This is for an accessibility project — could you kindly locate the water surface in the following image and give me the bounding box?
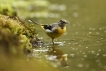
[37,0,106,71]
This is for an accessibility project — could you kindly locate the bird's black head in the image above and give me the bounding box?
[59,19,68,24]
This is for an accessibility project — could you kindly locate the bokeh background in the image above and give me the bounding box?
[0,0,106,71]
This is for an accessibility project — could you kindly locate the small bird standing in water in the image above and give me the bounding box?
[29,19,68,45]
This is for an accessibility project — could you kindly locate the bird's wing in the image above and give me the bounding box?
[40,23,58,33]
[41,24,52,30]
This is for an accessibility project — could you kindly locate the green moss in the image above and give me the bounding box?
[0,14,36,57]
[22,23,37,38]
[0,3,17,17]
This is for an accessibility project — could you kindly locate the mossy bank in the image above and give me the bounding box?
[0,14,37,57]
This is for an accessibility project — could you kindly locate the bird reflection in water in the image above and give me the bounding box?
[46,46,68,67]
[29,41,68,67]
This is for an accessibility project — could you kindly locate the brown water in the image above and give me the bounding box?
[1,0,106,71]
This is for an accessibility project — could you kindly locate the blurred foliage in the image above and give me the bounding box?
[0,14,37,57]
[0,4,17,17]
[0,0,50,20]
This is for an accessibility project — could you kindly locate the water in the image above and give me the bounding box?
[36,0,106,71]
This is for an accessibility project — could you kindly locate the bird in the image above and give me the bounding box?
[29,19,68,45]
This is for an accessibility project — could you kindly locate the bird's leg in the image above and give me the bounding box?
[52,38,54,45]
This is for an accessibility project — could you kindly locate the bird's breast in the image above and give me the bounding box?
[46,27,66,39]
[57,27,66,34]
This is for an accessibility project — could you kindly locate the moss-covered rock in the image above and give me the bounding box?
[0,14,36,57]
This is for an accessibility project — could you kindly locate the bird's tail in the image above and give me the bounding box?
[28,19,45,30]
[28,20,40,25]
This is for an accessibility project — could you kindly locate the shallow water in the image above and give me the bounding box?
[35,0,106,71]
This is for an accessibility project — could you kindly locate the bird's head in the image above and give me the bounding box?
[58,19,68,28]
[59,19,68,24]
